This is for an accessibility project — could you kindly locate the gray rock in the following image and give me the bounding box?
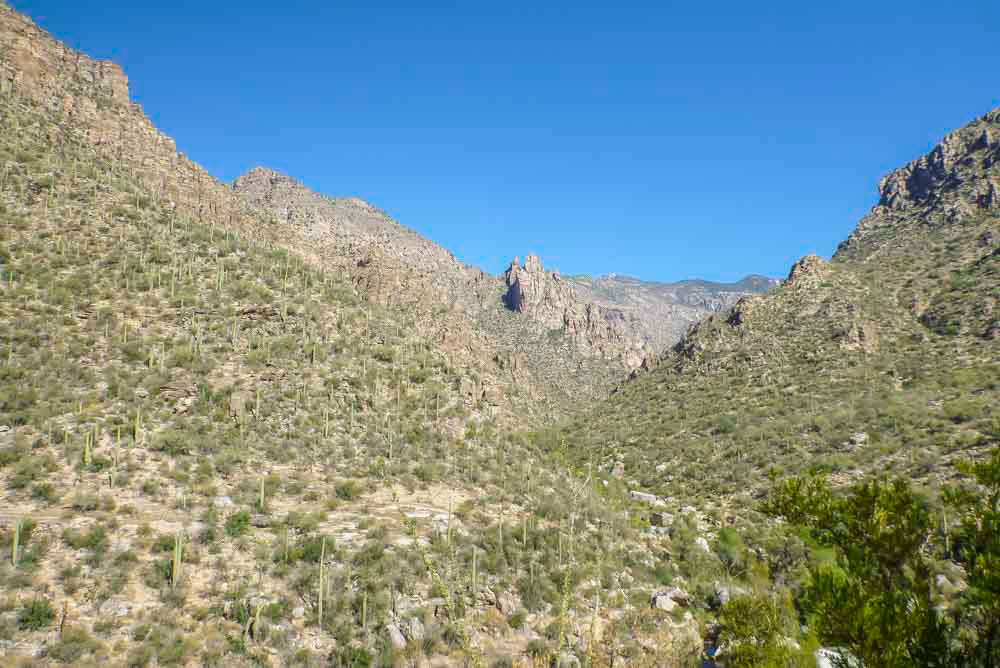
[715,584,749,607]
[651,592,677,612]
[214,496,234,509]
[695,536,711,553]
[815,648,858,668]
[650,512,673,527]
[629,490,658,505]
[99,596,132,617]
[496,591,519,617]
[404,616,425,642]
[386,622,407,651]
[556,652,581,668]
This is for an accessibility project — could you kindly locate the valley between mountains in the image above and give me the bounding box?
[0,4,998,667]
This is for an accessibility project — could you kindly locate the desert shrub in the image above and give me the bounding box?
[17,596,54,630]
[225,510,250,537]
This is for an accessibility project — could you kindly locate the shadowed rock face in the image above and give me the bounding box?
[561,271,779,351]
[838,109,1000,260]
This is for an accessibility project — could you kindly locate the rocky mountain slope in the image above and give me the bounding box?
[232,167,654,423]
[554,106,1000,516]
[0,6,706,667]
[233,167,775,382]
[563,273,779,351]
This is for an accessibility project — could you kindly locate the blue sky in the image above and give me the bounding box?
[12,1,1000,282]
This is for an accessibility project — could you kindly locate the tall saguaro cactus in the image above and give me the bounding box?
[318,537,326,627]
[11,519,22,565]
[172,531,184,588]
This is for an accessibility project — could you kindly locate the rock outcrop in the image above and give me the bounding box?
[0,6,255,240]
[839,109,1000,259]
[562,272,778,351]
[503,255,651,367]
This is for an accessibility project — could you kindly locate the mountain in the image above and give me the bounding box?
[231,166,649,418]
[556,106,999,509]
[564,272,780,351]
[4,2,995,665]
[0,7,706,666]
[232,167,774,381]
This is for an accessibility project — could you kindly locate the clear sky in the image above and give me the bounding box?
[11,1,1000,282]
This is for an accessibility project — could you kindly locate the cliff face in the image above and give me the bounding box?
[0,6,250,236]
[502,255,650,367]
[838,109,1000,260]
[234,167,658,375]
[564,273,779,351]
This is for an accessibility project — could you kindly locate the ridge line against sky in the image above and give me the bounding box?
[11,0,1000,282]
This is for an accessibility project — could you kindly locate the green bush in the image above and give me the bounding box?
[17,596,55,630]
[225,510,250,537]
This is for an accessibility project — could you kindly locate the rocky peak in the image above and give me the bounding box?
[877,109,1000,213]
[503,255,576,329]
[838,106,1000,259]
[786,254,828,286]
[503,255,651,368]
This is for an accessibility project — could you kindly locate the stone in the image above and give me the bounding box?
[815,648,858,668]
[404,616,425,642]
[292,606,305,619]
[496,591,519,617]
[629,490,658,505]
[715,584,748,607]
[556,652,581,668]
[611,461,625,478]
[650,512,673,527]
[386,622,407,651]
[502,255,651,370]
[786,255,829,286]
[695,536,711,553]
[651,592,677,612]
[99,596,132,617]
[665,587,690,606]
[214,496,235,509]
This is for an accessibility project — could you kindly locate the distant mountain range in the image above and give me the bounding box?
[565,272,780,351]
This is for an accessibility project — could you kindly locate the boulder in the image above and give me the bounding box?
[650,512,674,527]
[715,584,749,607]
[556,652,581,668]
[496,591,519,617]
[815,648,858,668]
[404,616,425,642]
[651,592,677,612]
[386,622,407,651]
[629,490,658,505]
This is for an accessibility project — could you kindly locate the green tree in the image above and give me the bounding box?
[766,475,954,668]
[716,591,813,668]
[944,447,1000,667]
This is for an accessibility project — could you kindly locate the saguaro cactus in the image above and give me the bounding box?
[318,537,326,627]
[11,519,21,565]
[172,532,184,588]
